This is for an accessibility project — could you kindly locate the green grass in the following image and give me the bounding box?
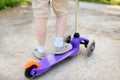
[0,0,31,10]
[0,0,120,10]
[79,0,120,5]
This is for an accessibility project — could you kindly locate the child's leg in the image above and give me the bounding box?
[35,18,48,52]
[52,0,70,47]
[54,15,72,54]
[52,0,72,54]
[31,0,50,47]
[35,18,48,46]
[54,15,66,47]
[56,15,67,38]
[31,0,50,59]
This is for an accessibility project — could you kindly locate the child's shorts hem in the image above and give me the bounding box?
[31,0,70,18]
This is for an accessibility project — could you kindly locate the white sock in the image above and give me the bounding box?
[37,45,46,53]
[54,36,64,47]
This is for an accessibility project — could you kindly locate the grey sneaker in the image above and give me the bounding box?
[33,49,46,59]
[54,43,72,54]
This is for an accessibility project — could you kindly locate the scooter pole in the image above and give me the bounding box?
[75,0,79,33]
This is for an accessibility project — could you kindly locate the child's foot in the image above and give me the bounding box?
[54,43,72,54]
[33,49,46,59]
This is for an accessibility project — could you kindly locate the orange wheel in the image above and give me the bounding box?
[24,60,40,69]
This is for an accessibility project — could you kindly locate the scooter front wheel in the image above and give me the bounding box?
[86,40,95,57]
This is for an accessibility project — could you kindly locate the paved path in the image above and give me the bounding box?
[0,1,120,80]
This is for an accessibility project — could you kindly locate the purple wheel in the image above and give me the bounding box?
[86,40,95,57]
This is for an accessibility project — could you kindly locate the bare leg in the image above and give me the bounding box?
[54,15,67,48]
[33,18,48,59]
[35,18,48,46]
[54,15,72,54]
[56,15,67,37]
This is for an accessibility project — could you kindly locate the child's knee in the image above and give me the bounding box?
[35,17,49,22]
[55,0,61,1]
[31,0,50,18]
[52,0,70,16]
[56,14,67,18]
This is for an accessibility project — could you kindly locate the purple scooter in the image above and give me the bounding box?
[24,0,95,78]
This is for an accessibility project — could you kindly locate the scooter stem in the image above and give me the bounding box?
[75,0,79,33]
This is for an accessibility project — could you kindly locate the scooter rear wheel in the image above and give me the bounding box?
[25,65,37,78]
[24,60,40,78]
[86,40,95,57]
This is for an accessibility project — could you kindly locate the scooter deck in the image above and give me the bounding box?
[31,47,79,76]
[39,48,79,69]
